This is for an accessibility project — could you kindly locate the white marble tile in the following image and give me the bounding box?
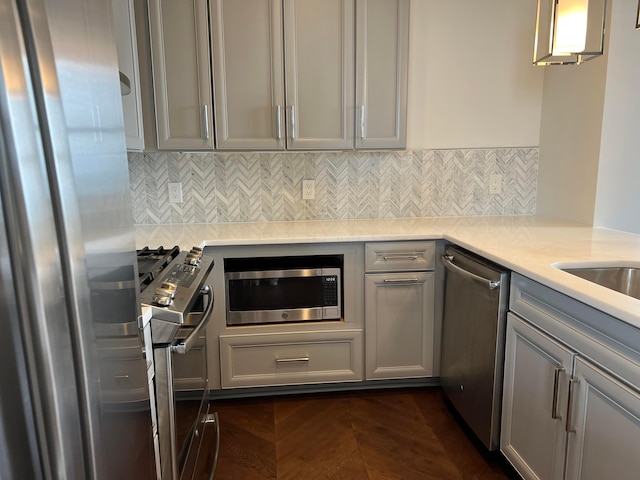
[128,148,539,224]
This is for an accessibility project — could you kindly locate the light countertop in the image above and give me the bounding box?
[135,216,640,330]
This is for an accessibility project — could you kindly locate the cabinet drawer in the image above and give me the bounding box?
[219,330,363,388]
[99,357,149,403]
[173,343,207,392]
[365,241,435,272]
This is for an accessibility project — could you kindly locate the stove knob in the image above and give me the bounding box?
[153,288,174,306]
[160,281,177,298]
[188,249,203,260]
[185,253,200,266]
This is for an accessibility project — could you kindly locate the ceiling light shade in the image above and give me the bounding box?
[534,0,607,65]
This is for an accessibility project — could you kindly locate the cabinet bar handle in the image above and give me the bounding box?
[202,104,210,140]
[359,105,366,139]
[565,377,579,433]
[276,356,309,364]
[383,278,419,284]
[275,105,282,140]
[113,375,131,380]
[383,254,419,261]
[288,105,296,140]
[551,367,564,420]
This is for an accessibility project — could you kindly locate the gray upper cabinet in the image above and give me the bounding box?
[355,0,409,149]
[210,0,285,150]
[211,0,355,151]
[147,0,407,151]
[148,0,214,150]
[111,0,145,151]
[283,0,355,150]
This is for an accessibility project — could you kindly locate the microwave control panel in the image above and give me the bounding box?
[322,275,339,306]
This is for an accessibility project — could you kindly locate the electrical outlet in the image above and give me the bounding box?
[302,179,315,200]
[489,174,502,195]
[168,182,183,203]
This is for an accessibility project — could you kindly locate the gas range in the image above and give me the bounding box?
[137,246,218,480]
[139,247,214,342]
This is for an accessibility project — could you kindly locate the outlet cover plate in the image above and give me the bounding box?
[302,179,315,200]
[168,182,183,203]
[489,174,502,195]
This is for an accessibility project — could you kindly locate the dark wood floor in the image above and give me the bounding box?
[195,387,520,480]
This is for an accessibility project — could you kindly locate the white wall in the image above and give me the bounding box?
[535,0,640,232]
[407,0,545,149]
[593,0,640,233]
[535,55,608,225]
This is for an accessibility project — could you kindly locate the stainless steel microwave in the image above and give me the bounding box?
[225,267,342,325]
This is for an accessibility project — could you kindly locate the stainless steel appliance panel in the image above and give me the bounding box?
[0,0,153,477]
[440,245,510,451]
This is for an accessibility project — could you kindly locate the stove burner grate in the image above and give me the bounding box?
[137,245,180,292]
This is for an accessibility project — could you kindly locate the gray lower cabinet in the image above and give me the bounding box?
[364,241,436,380]
[501,313,573,480]
[147,0,214,150]
[172,332,207,392]
[502,274,640,480]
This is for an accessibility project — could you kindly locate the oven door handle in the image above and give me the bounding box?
[172,284,214,354]
[204,411,220,480]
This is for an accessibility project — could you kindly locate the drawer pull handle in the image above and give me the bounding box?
[114,375,130,380]
[551,367,564,420]
[383,254,419,261]
[276,356,310,364]
[383,278,419,284]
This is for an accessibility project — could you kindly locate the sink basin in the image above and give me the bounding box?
[560,266,640,301]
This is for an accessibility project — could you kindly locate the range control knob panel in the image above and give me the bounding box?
[141,247,214,316]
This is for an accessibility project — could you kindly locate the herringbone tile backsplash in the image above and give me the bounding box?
[128,149,538,225]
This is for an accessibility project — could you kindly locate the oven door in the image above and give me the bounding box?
[174,306,219,480]
[154,285,219,480]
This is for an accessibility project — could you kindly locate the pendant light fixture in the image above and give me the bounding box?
[533,0,607,65]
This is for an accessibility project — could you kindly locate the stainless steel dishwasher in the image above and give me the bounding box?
[440,245,510,451]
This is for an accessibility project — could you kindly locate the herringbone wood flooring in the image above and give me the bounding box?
[191,387,519,480]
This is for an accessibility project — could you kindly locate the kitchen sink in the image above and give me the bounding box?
[559,265,640,301]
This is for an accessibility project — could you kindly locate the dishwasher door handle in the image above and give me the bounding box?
[442,255,501,290]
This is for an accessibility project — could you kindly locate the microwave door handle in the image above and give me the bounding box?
[172,285,214,354]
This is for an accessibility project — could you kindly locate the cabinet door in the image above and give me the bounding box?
[111,0,144,151]
[501,313,573,480]
[355,0,408,149]
[565,357,640,480]
[283,0,355,150]
[364,272,434,380]
[210,0,285,150]
[148,0,214,150]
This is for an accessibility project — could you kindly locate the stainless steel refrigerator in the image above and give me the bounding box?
[0,0,154,478]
